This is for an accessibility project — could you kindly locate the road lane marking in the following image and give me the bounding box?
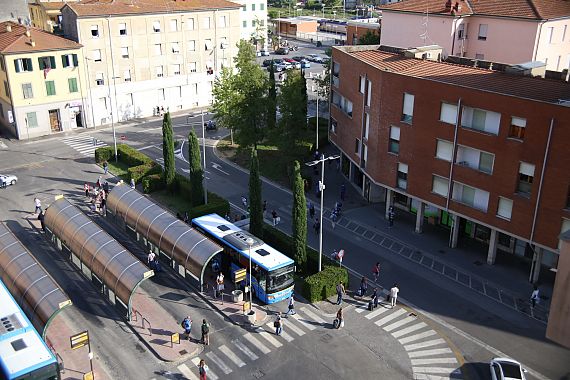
[408,348,453,358]
[205,351,232,374]
[374,308,407,326]
[398,330,437,344]
[300,307,327,324]
[392,322,428,338]
[291,313,316,330]
[411,357,457,366]
[243,333,271,354]
[412,367,462,376]
[219,344,246,367]
[383,315,416,332]
[177,363,198,380]
[404,338,447,352]
[255,328,283,348]
[190,357,218,380]
[264,323,294,342]
[232,339,259,360]
[364,306,391,319]
[283,318,305,336]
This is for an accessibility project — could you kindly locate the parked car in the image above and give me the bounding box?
[204,120,217,131]
[258,49,270,56]
[292,56,306,62]
[283,58,301,69]
[299,59,311,68]
[263,58,283,67]
[307,54,324,63]
[0,174,17,188]
[321,57,331,65]
[275,47,290,55]
[490,358,527,380]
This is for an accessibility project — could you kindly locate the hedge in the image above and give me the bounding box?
[95,146,114,163]
[117,144,153,167]
[186,192,230,220]
[302,265,349,303]
[128,163,162,183]
[174,173,192,198]
[142,174,163,194]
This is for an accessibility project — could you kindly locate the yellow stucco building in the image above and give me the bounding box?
[0,21,90,139]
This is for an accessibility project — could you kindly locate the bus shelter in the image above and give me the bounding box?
[0,222,72,338]
[44,196,153,319]
[106,183,222,292]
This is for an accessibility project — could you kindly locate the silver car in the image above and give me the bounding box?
[0,174,18,188]
[490,358,527,380]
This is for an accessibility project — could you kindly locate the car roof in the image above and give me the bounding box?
[492,358,522,365]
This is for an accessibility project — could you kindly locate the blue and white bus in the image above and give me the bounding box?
[0,279,60,380]
[192,214,295,304]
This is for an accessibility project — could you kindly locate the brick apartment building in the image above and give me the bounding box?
[329,45,570,285]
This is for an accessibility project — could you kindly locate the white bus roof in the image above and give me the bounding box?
[193,214,294,271]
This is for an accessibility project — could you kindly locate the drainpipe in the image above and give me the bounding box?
[532,21,545,62]
[445,98,462,210]
[450,18,457,56]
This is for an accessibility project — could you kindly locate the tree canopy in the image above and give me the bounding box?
[161,112,175,190]
[358,30,380,45]
[278,70,307,151]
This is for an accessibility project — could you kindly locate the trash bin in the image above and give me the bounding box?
[232,290,243,303]
[247,310,256,325]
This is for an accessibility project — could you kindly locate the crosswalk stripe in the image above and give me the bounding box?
[411,358,457,366]
[383,315,416,332]
[190,358,218,380]
[412,367,460,375]
[243,333,271,354]
[256,328,283,348]
[61,136,108,157]
[300,308,327,324]
[232,339,259,361]
[404,338,446,352]
[264,323,294,342]
[413,374,449,380]
[365,306,391,319]
[177,363,199,380]
[392,322,428,338]
[374,308,407,326]
[398,330,437,344]
[408,348,453,358]
[355,304,368,313]
[205,352,232,375]
[291,313,316,330]
[282,318,305,336]
[219,345,246,367]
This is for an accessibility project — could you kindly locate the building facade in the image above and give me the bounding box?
[234,0,267,48]
[0,21,90,139]
[380,0,570,71]
[329,45,570,283]
[345,19,380,45]
[61,0,241,127]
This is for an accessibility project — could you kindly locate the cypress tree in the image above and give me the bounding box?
[188,129,204,206]
[162,112,175,190]
[292,161,307,272]
[249,148,263,238]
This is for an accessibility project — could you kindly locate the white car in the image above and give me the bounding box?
[490,358,527,380]
[307,54,324,63]
[0,174,18,188]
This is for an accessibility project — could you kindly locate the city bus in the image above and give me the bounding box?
[192,213,295,304]
[0,279,60,380]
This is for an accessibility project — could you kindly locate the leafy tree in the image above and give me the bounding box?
[323,0,341,8]
[248,148,263,238]
[278,70,307,151]
[301,71,308,124]
[315,61,331,100]
[267,64,277,131]
[162,112,175,190]
[291,161,307,272]
[358,30,380,45]
[188,129,204,206]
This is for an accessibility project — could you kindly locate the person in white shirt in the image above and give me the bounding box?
[216,272,225,298]
[390,284,399,308]
[530,285,540,308]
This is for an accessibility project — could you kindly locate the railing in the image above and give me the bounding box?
[132,308,152,336]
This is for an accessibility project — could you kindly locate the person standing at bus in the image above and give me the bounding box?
[201,319,210,345]
[216,272,224,298]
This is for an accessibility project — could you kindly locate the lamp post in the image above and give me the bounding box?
[246,237,254,311]
[200,110,208,204]
[305,154,340,272]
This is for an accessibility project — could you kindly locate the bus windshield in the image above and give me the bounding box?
[267,264,294,293]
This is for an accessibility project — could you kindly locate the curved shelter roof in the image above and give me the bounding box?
[106,184,222,285]
[44,197,153,311]
[0,222,72,337]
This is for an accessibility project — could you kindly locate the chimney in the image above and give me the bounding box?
[25,30,31,37]
[30,40,35,47]
[454,2,461,11]
[6,24,11,32]
[444,0,452,11]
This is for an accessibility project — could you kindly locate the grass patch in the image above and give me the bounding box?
[106,161,130,180]
[150,190,193,215]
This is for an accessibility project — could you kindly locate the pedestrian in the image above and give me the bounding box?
[314,150,319,160]
[530,285,540,308]
[37,211,46,232]
[309,202,315,219]
[390,283,399,308]
[331,209,338,229]
[103,181,109,193]
[198,359,208,380]
[274,313,282,335]
[241,196,247,209]
[84,183,90,197]
[340,184,346,201]
[100,189,107,215]
[371,288,379,308]
[335,307,344,329]
[160,106,165,116]
[181,316,192,340]
[130,178,136,189]
[183,211,189,224]
[34,198,42,214]
[272,210,278,226]
[0,176,5,189]
[372,262,381,282]
[216,272,225,298]
[96,176,102,189]
[388,206,395,228]
[286,294,296,315]
[336,281,345,305]
[359,276,368,297]
[147,250,156,270]
[313,217,320,235]
[103,161,108,175]
[201,319,210,345]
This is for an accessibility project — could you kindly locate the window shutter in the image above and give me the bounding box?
[50,56,56,69]
[26,58,33,71]
[390,126,400,140]
[62,55,68,67]
[497,198,513,219]
[403,93,414,116]
[440,103,458,124]
[519,162,535,176]
[398,163,408,173]
[14,59,20,73]
[511,117,526,128]
[38,57,45,70]
[436,140,453,161]
[432,176,449,197]
[72,54,78,67]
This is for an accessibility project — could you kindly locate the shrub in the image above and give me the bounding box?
[128,163,162,183]
[117,144,153,167]
[95,146,114,163]
[142,174,164,194]
[188,192,230,219]
[303,265,349,303]
[174,173,192,199]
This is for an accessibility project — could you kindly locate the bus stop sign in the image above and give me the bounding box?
[337,250,345,259]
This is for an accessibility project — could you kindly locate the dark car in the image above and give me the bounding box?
[204,120,217,130]
[292,56,306,62]
[275,47,290,55]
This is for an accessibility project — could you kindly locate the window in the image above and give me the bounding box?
[170,19,178,31]
[156,66,164,78]
[62,54,78,67]
[561,219,570,248]
[389,126,400,154]
[330,118,337,133]
[432,176,449,197]
[119,23,127,35]
[124,69,131,82]
[14,58,33,72]
[355,138,361,155]
[121,47,129,58]
[158,88,165,101]
[38,56,56,70]
[517,162,535,196]
[45,81,56,96]
[401,93,414,123]
[68,77,78,92]
[359,76,365,93]
[546,27,554,44]
[397,163,408,190]
[333,62,340,77]
[93,49,102,62]
[252,4,256,10]
[205,39,213,51]
[252,20,257,27]
[177,86,182,97]
[508,116,526,140]
[440,102,458,124]
[452,182,490,212]
[0,57,4,71]
[171,42,180,53]
[366,80,372,106]
[95,72,104,85]
[461,106,500,135]
[192,83,198,94]
[243,20,247,28]
[220,37,228,49]
[26,112,38,128]
[475,53,485,60]
[153,21,161,32]
[203,17,211,29]
[189,62,197,72]
[344,98,353,117]
[127,93,134,106]
[22,83,33,99]
[563,25,567,42]
[154,44,162,56]
[242,5,246,11]
[478,24,488,40]
[3,81,9,97]
[260,3,265,10]
[188,40,196,51]
[220,58,228,68]
[497,197,513,220]
[436,140,453,161]
[187,18,195,30]
[219,16,227,27]
[172,64,181,75]
[364,113,370,139]
[457,23,466,39]
[456,145,494,174]
[91,25,99,37]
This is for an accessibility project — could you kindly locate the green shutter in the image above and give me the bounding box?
[14,59,20,72]
[72,54,78,67]
[50,56,56,69]
[68,78,78,93]
[62,55,68,67]
[45,81,55,96]
[26,58,32,71]
[38,57,45,70]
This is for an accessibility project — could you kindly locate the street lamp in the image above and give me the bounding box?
[305,154,340,272]
[200,110,208,204]
[245,237,254,312]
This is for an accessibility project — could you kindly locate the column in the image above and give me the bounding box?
[385,189,393,219]
[487,229,498,265]
[529,247,543,284]
[415,202,425,234]
[449,214,460,248]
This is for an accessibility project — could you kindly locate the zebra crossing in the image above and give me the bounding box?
[61,135,107,157]
[355,303,462,379]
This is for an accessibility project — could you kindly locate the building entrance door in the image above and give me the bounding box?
[49,109,61,132]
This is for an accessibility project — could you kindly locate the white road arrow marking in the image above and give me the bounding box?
[211,162,229,175]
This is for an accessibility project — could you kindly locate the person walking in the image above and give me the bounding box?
[181,316,192,340]
[100,189,107,215]
[37,211,46,232]
[272,210,279,226]
[371,287,379,308]
[103,161,108,175]
[241,196,247,209]
[359,277,368,297]
[388,206,395,228]
[147,250,156,271]
[336,282,345,305]
[340,184,346,201]
[130,178,136,189]
[390,283,399,308]
[286,294,296,315]
[84,183,90,197]
[198,359,208,380]
[201,319,210,345]
[372,262,381,282]
[309,202,315,219]
[34,198,42,214]
[335,307,344,329]
[274,313,283,335]
[263,200,267,218]
[313,217,320,235]
[530,285,540,308]
[216,272,225,298]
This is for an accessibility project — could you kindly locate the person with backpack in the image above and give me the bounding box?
[358,277,368,297]
[286,294,296,315]
[274,313,283,335]
[181,316,192,340]
[201,319,210,345]
[198,359,208,380]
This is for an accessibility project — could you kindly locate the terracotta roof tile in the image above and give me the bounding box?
[348,49,570,104]
[42,2,68,11]
[66,0,241,17]
[0,21,82,53]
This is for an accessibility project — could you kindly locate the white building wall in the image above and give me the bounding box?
[235,0,268,46]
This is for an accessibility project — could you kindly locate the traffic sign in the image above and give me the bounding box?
[337,249,345,259]
[234,268,247,283]
[70,331,89,350]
